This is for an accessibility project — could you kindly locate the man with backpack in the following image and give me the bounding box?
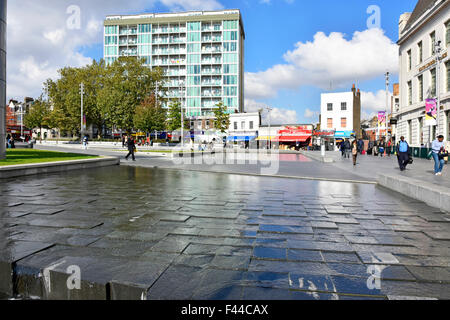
[396,136,410,171]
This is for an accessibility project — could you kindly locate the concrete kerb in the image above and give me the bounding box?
[136,165,377,185]
[0,156,120,179]
[299,150,335,163]
[378,173,450,213]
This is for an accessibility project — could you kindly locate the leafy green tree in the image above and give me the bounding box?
[23,95,51,139]
[166,100,182,132]
[214,101,230,133]
[134,95,167,134]
[97,57,165,132]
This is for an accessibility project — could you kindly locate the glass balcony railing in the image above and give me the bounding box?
[202,81,222,86]
[202,91,222,97]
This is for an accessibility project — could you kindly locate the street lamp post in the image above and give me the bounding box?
[265,107,273,149]
[435,40,442,138]
[385,72,390,146]
[80,82,84,142]
[0,0,7,160]
[179,84,186,149]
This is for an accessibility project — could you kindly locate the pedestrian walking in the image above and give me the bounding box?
[340,142,345,158]
[396,136,410,171]
[431,135,447,176]
[357,138,364,155]
[83,135,89,150]
[344,139,351,159]
[378,138,385,157]
[386,139,393,157]
[10,137,15,149]
[373,141,379,156]
[125,136,136,161]
[352,140,358,166]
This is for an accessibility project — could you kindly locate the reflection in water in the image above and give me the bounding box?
[0,166,425,300]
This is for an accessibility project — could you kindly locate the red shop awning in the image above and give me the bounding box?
[272,136,311,142]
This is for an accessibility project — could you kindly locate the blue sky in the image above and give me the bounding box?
[9,0,419,124]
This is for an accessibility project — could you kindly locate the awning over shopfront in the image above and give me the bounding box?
[334,131,355,138]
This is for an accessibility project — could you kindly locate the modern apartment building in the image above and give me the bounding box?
[397,0,450,147]
[103,9,245,118]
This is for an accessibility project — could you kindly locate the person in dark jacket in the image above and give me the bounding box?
[357,139,364,154]
[344,139,351,158]
[396,136,410,171]
[125,136,136,161]
[378,138,386,157]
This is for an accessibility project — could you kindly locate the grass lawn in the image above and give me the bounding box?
[0,149,99,166]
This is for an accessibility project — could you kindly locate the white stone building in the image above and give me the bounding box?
[397,0,450,147]
[320,85,362,150]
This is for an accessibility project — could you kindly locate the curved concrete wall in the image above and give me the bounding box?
[0,0,6,160]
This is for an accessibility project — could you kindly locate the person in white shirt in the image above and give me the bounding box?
[431,135,446,175]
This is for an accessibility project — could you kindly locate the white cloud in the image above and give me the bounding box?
[245,98,299,125]
[245,28,398,100]
[6,0,224,100]
[304,108,319,120]
[361,90,392,120]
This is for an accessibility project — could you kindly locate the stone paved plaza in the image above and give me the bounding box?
[1,166,450,300]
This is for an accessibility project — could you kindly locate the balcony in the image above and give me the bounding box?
[201,81,222,86]
[120,49,137,56]
[169,38,186,44]
[202,47,221,54]
[202,91,222,97]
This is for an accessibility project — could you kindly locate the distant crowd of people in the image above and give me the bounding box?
[338,136,447,176]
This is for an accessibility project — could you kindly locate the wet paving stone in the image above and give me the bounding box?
[1,166,450,299]
[321,252,361,264]
[289,274,335,293]
[253,247,287,260]
[287,249,323,262]
[244,271,290,289]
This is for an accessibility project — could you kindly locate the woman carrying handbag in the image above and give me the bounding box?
[431,135,447,176]
[351,140,358,166]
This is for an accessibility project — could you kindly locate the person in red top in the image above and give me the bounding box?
[386,138,393,157]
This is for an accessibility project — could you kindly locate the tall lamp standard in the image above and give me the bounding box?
[435,40,442,138]
[179,84,186,149]
[80,82,84,142]
[385,72,390,142]
[0,0,6,160]
[265,107,273,149]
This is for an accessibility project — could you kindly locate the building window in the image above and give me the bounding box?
[418,41,423,64]
[446,21,450,47]
[447,61,450,92]
[341,118,347,128]
[249,121,254,130]
[241,121,245,130]
[341,102,347,111]
[234,122,238,130]
[327,103,333,111]
[408,81,412,105]
[327,118,333,129]
[418,75,423,102]
[430,31,436,55]
[431,68,436,97]
[407,50,412,71]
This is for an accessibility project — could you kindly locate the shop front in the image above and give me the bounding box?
[257,125,313,150]
[312,130,336,151]
[333,130,356,151]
